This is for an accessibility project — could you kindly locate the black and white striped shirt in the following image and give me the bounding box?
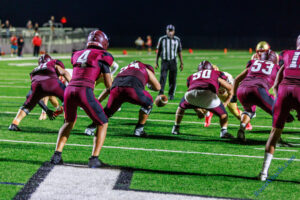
[156,35,182,61]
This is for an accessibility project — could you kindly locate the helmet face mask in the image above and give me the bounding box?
[86,30,109,50]
[198,60,213,71]
[38,54,52,65]
[297,35,300,50]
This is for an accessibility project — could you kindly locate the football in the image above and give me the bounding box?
[154,95,168,107]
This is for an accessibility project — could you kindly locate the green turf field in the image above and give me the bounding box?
[0,50,299,200]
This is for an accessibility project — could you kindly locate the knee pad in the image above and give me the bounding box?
[140,104,153,115]
[242,111,255,119]
[20,106,30,115]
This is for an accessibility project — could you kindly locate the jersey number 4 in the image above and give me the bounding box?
[77,50,91,67]
[251,60,274,75]
[192,70,212,80]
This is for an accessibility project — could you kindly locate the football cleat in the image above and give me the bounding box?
[8,124,21,131]
[220,132,234,139]
[134,128,147,137]
[237,129,246,142]
[204,112,213,127]
[50,152,63,165]
[53,106,64,117]
[88,157,107,168]
[258,172,268,181]
[84,124,97,136]
[171,125,180,135]
[246,123,253,130]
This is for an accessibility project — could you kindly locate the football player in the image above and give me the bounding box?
[252,41,279,64]
[50,30,114,168]
[233,50,293,142]
[8,54,71,131]
[172,61,234,138]
[204,65,252,130]
[85,60,161,137]
[259,35,300,181]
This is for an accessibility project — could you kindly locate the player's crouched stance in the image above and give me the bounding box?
[259,35,300,181]
[8,54,71,131]
[85,61,161,137]
[50,30,113,168]
[172,61,234,138]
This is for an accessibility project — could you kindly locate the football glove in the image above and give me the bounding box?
[230,95,237,103]
[46,110,56,120]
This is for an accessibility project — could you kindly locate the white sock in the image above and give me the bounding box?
[220,127,227,136]
[205,111,210,117]
[262,152,273,174]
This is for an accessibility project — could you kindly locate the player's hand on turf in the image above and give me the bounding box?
[223,102,229,108]
[46,110,56,120]
[180,63,184,71]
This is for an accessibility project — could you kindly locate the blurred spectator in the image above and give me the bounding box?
[146,35,152,54]
[10,34,17,57]
[2,20,11,37]
[34,22,39,33]
[0,46,2,59]
[26,20,33,30]
[32,33,42,57]
[49,16,55,32]
[17,34,25,57]
[135,36,144,50]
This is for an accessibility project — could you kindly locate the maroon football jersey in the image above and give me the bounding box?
[115,61,153,86]
[69,48,114,89]
[187,69,227,93]
[240,60,280,90]
[30,60,64,82]
[280,50,300,85]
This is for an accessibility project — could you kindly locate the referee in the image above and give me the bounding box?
[155,24,183,100]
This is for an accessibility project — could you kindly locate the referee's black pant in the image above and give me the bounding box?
[159,59,177,97]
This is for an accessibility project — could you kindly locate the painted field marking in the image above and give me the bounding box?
[1,111,300,130]
[0,139,299,162]
[254,148,298,152]
[26,165,221,200]
[288,137,300,140]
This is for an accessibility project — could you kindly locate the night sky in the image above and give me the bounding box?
[1,0,299,48]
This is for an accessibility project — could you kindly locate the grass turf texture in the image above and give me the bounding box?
[0,50,299,200]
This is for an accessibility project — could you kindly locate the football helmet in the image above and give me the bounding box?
[86,30,109,50]
[256,41,270,53]
[38,54,52,65]
[198,60,213,71]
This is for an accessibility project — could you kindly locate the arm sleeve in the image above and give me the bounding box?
[246,60,252,68]
[156,37,162,50]
[177,38,182,52]
[98,61,111,74]
[278,51,285,67]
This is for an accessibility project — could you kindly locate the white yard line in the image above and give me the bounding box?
[288,137,300,140]
[1,111,300,130]
[254,148,298,152]
[0,139,299,162]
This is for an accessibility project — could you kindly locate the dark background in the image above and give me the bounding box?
[1,0,299,49]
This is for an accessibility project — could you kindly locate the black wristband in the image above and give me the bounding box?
[231,95,237,103]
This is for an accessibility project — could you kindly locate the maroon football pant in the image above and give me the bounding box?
[23,78,65,111]
[273,85,300,129]
[64,86,108,125]
[237,86,274,115]
[105,87,153,117]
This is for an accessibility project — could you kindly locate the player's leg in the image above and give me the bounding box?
[168,60,177,100]
[126,88,153,137]
[172,97,189,135]
[51,86,77,165]
[9,85,43,131]
[39,96,49,120]
[208,103,233,138]
[159,60,169,95]
[74,87,109,167]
